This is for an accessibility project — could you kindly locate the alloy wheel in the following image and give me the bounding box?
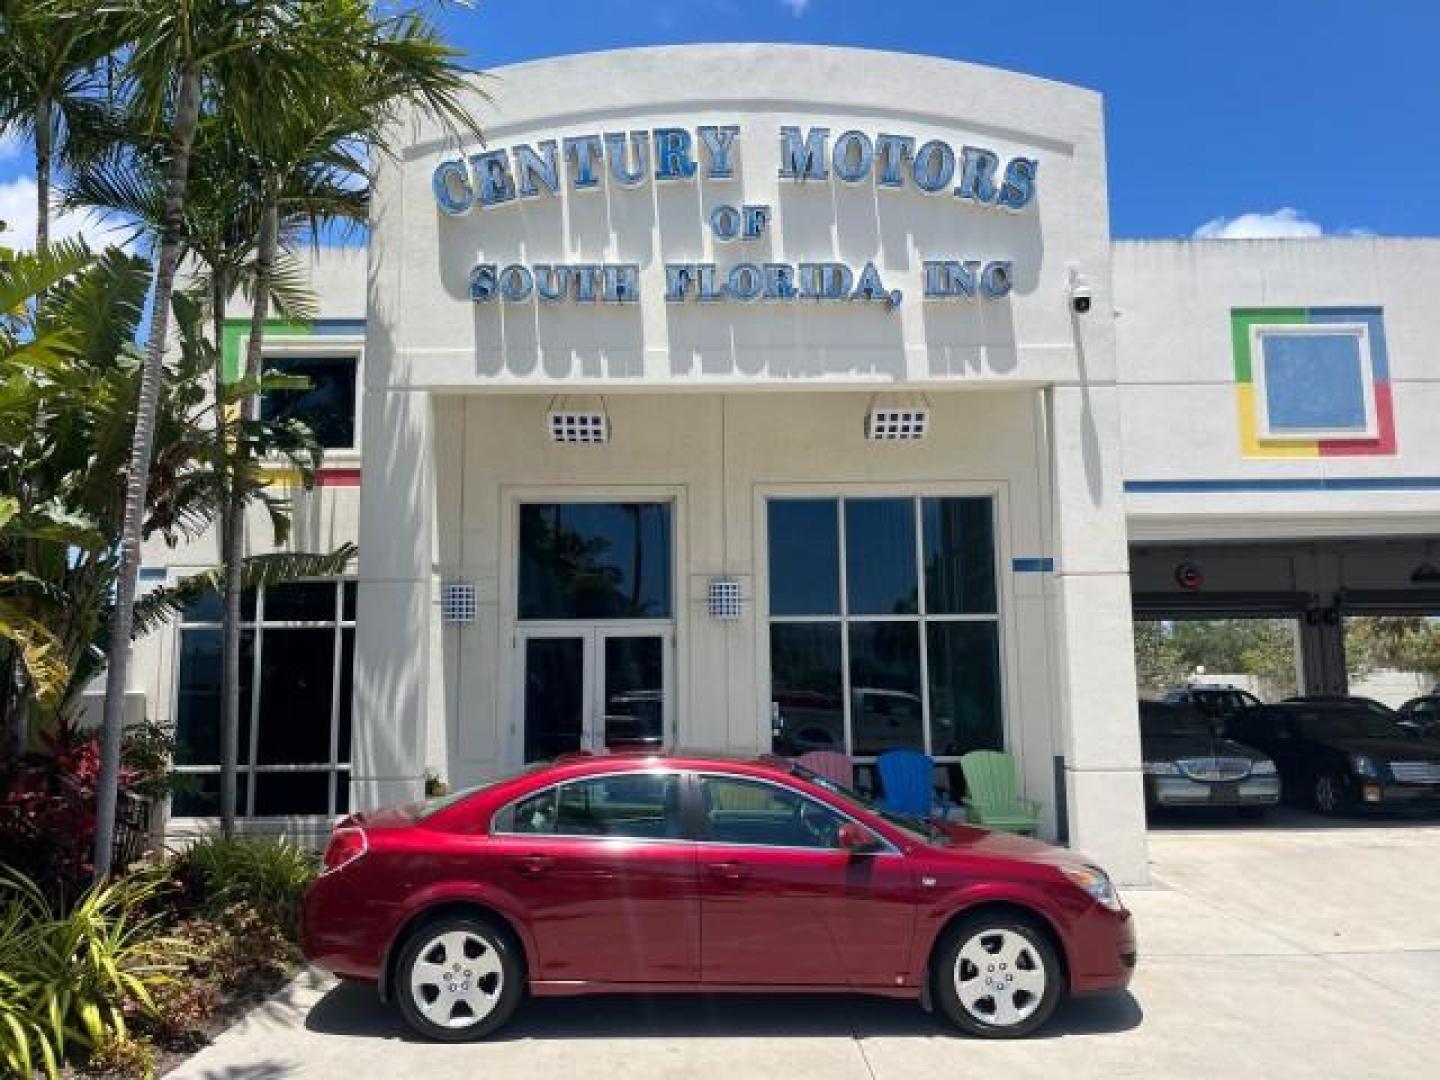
[408,929,505,1030]
[952,928,1048,1028]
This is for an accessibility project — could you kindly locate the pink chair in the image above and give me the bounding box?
[797,749,855,790]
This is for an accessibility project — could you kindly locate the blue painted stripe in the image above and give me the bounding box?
[1011,557,1055,573]
[312,318,366,336]
[1125,477,1440,494]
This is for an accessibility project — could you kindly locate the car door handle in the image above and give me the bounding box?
[707,861,746,882]
[513,855,553,877]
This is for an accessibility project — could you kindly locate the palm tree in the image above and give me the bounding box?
[89,0,484,873]
[0,2,113,254]
[212,5,482,835]
[88,0,374,877]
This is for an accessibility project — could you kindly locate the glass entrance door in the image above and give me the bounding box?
[518,626,671,761]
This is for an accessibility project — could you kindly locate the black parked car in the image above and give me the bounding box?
[1228,700,1440,814]
[1140,702,1280,815]
[1397,695,1440,739]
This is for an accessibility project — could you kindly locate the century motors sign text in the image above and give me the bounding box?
[432,126,1037,311]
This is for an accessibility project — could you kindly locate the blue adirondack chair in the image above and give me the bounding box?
[876,749,941,817]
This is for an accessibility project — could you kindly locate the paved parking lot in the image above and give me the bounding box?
[169,809,1440,1080]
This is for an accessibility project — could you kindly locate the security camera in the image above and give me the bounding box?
[1068,266,1092,314]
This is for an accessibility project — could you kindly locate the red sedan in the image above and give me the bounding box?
[302,753,1136,1040]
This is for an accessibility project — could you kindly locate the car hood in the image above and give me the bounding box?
[926,819,1086,869]
[1141,734,1269,762]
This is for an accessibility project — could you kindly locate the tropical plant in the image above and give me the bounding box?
[0,866,184,1077]
[172,836,318,939]
[0,241,329,732]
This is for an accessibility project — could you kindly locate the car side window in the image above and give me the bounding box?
[506,788,559,834]
[699,776,845,849]
[503,774,683,838]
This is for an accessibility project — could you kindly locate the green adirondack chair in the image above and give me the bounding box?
[960,751,1041,835]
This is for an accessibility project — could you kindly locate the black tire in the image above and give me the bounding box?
[394,915,523,1041]
[931,912,1063,1038]
[1312,771,1345,815]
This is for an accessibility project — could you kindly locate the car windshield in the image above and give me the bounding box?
[1295,708,1407,741]
[1188,689,1254,713]
[1141,705,1213,738]
[788,763,940,844]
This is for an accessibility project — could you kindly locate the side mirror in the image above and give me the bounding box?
[837,822,881,855]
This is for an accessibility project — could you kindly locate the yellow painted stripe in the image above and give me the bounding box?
[1236,385,1318,458]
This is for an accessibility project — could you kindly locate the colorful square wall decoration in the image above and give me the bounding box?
[1231,307,1395,458]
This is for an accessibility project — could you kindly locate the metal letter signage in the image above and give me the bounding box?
[436,123,1037,312]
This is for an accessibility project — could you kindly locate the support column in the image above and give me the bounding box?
[1047,382,1149,885]
[352,387,436,810]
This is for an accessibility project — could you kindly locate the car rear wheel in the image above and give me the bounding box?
[932,914,1062,1038]
[1312,772,1344,815]
[395,916,521,1041]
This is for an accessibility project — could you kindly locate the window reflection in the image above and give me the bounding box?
[848,623,923,756]
[766,495,1003,766]
[519,503,672,619]
[845,498,918,615]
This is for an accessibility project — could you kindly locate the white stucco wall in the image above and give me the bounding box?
[355,45,1147,881]
[1115,238,1440,541]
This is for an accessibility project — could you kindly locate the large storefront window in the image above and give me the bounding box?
[173,580,355,817]
[768,496,1003,780]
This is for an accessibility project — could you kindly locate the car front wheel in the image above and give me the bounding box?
[395,916,522,1041]
[932,914,1062,1038]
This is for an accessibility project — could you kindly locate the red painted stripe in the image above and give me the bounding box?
[315,468,362,486]
[1319,381,1395,457]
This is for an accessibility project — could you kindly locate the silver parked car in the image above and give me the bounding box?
[1141,701,1281,816]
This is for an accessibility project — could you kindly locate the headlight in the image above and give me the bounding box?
[1143,761,1180,776]
[1349,753,1383,780]
[1062,865,1122,910]
[1252,759,1277,776]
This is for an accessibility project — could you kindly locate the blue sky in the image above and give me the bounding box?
[2,0,1435,245]
[427,0,1437,239]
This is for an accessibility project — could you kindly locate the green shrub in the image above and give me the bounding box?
[0,867,183,1078]
[174,836,318,938]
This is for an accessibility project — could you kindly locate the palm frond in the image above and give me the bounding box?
[129,545,358,638]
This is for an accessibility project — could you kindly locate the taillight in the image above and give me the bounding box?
[321,826,368,875]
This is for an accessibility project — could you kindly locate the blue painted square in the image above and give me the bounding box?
[1261,332,1368,432]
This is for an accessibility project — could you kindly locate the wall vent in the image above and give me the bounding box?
[707,578,744,621]
[440,580,477,624]
[548,411,610,444]
[865,406,929,441]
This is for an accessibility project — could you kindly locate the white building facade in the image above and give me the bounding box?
[130,46,1440,886]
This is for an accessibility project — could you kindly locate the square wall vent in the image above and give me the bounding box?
[707,578,744,621]
[548,411,610,444]
[440,580,477,624]
[865,407,929,441]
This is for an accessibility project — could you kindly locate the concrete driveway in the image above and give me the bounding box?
[168,809,1440,1080]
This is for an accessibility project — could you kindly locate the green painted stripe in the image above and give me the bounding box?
[222,317,311,382]
[1229,307,1306,383]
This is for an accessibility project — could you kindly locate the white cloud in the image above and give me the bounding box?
[0,174,127,251]
[779,0,811,15]
[1192,207,1325,240]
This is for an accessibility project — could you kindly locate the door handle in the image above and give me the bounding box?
[707,861,746,882]
[514,855,553,877]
